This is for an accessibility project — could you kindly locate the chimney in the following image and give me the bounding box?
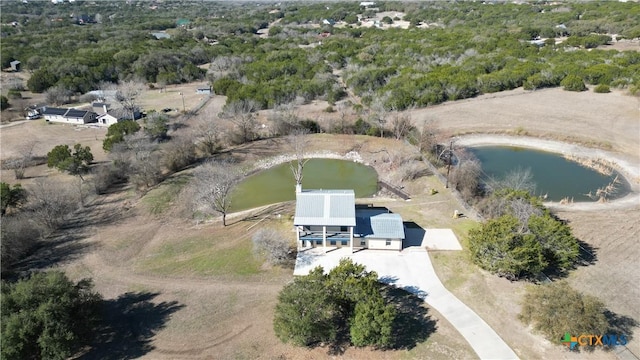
[103,105,108,114]
[295,184,302,194]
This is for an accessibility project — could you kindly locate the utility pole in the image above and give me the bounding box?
[179,92,185,113]
[445,140,453,188]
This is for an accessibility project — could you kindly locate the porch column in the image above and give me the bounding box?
[349,226,354,254]
[323,226,327,252]
[295,226,300,249]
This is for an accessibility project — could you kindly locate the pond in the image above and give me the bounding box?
[469,146,629,202]
[230,158,378,212]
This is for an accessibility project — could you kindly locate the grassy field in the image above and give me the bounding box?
[140,233,262,277]
[142,173,192,215]
[3,77,637,358]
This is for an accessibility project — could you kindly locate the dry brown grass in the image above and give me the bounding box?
[3,79,639,358]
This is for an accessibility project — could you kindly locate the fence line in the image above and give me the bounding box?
[378,180,411,200]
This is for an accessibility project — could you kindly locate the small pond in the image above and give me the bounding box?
[469,146,629,202]
[230,158,378,212]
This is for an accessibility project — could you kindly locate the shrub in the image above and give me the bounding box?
[0,95,9,110]
[561,75,587,92]
[469,190,580,279]
[274,268,337,346]
[0,213,41,271]
[91,164,118,195]
[468,215,547,280]
[162,137,196,173]
[103,120,141,152]
[324,105,335,113]
[28,178,79,233]
[1,182,26,215]
[1,271,102,360]
[519,281,608,347]
[594,84,611,93]
[299,119,322,133]
[252,228,292,266]
[274,259,397,349]
[7,88,22,99]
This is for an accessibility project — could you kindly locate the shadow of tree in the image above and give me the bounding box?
[383,286,437,350]
[605,310,637,344]
[7,196,126,276]
[80,292,185,360]
[542,239,598,281]
[575,240,598,267]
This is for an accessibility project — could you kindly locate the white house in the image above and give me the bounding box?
[42,107,96,124]
[92,102,141,126]
[354,207,405,251]
[294,189,356,251]
[294,189,405,252]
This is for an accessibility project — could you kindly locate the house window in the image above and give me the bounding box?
[360,240,366,246]
[330,240,336,246]
[341,226,348,232]
[386,240,391,246]
[341,240,348,246]
[316,240,323,245]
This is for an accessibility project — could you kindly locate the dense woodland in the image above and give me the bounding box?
[1,1,639,109]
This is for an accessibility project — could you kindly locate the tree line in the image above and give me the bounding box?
[3,1,638,109]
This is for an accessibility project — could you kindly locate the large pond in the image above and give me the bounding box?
[230,158,378,212]
[470,146,629,202]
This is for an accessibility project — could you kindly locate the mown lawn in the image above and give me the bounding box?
[140,233,262,276]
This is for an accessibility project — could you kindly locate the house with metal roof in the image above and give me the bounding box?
[354,207,405,251]
[42,107,97,125]
[294,189,405,252]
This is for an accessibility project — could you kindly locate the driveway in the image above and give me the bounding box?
[295,246,519,360]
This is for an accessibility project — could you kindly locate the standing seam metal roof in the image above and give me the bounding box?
[294,190,356,226]
[355,213,405,239]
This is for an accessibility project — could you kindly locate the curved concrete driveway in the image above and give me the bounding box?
[295,247,519,360]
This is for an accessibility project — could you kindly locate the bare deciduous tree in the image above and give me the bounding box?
[449,151,482,201]
[334,102,351,134]
[287,129,309,186]
[108,142,133,182]
[390,112,413,140]
[45,85,73,105]
[129,136,162,191]
[369,96,389,137]
[162,136,196,172]
[221,100,259,144]
[252,228,292,265]
[192,160,241,226]
[1,212,41,271]
[28,178,78,233]
[115,80,145,120]
[270,102,300,136]
[509,198,543,232]
[195,117,221,156]
[414,119,440,155]
[488,167,537,195]
[5,140,36,179]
